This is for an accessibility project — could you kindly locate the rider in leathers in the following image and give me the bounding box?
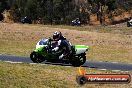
[52,31,72,59]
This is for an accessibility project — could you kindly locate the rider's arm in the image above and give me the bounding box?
[52,40,61,52]
[53,47,59,51]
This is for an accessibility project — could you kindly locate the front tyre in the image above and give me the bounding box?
[30,51,45,63]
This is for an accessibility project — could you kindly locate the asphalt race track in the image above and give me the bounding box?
[0,54,132,71]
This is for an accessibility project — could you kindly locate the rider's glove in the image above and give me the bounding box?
[59,54,64,59]
[52,49,55,52]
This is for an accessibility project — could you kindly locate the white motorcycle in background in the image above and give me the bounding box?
[127,18,132,27]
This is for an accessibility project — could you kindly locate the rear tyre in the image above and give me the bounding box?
[70,53,86,67]
[30,51,45,63]
[79,54,86,65]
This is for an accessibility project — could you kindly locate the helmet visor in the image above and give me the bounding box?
[53,34,60,40]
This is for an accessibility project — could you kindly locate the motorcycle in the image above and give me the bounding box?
[127,18,132,27]
[71,18,81,26]
[30,38,89,67]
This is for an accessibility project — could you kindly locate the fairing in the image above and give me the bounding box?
[74,45,89,55]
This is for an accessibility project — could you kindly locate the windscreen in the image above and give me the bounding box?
[39,39,49,45]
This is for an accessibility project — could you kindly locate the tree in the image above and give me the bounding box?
[87,0,117,25]
[0,1,8,13]
[0,0,10,21]
[25,0,38,20]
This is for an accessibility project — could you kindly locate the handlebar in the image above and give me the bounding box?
[48,37,54,52]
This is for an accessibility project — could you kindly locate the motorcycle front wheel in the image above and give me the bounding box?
[30,51,45,63]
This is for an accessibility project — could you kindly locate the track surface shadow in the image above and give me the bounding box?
[0,54,132,71]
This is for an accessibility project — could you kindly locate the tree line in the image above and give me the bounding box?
[0,0,131,25]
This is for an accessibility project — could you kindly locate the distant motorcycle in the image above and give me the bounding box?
[71,18,81,26]
[30,38,89,67]
[127,18,132,27]
[21,16,32,24]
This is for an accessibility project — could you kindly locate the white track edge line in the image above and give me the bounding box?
[0,60,131,72]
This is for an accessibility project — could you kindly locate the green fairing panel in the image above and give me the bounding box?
[34,47,44,54]
[73,45,90,55]
[74,45,90,49]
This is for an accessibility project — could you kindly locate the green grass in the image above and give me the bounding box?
[0,23,132,88]
[0,40,34,56]
[88,45,131,63]
[40,24,132,33]
[0,61,131,88]
[0,23,132,63]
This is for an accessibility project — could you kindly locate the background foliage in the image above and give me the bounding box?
[0,0,131,25]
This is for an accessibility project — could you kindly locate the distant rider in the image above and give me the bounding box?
[51,31,72,60]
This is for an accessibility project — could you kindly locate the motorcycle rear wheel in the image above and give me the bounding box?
[70,53,86,67]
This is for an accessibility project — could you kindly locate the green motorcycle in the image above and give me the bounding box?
[30,38,89,66]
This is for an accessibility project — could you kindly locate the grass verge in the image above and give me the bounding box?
[0,61,131,88]
[0,23,132,63]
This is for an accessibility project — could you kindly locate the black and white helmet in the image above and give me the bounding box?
[53,31,62,41]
